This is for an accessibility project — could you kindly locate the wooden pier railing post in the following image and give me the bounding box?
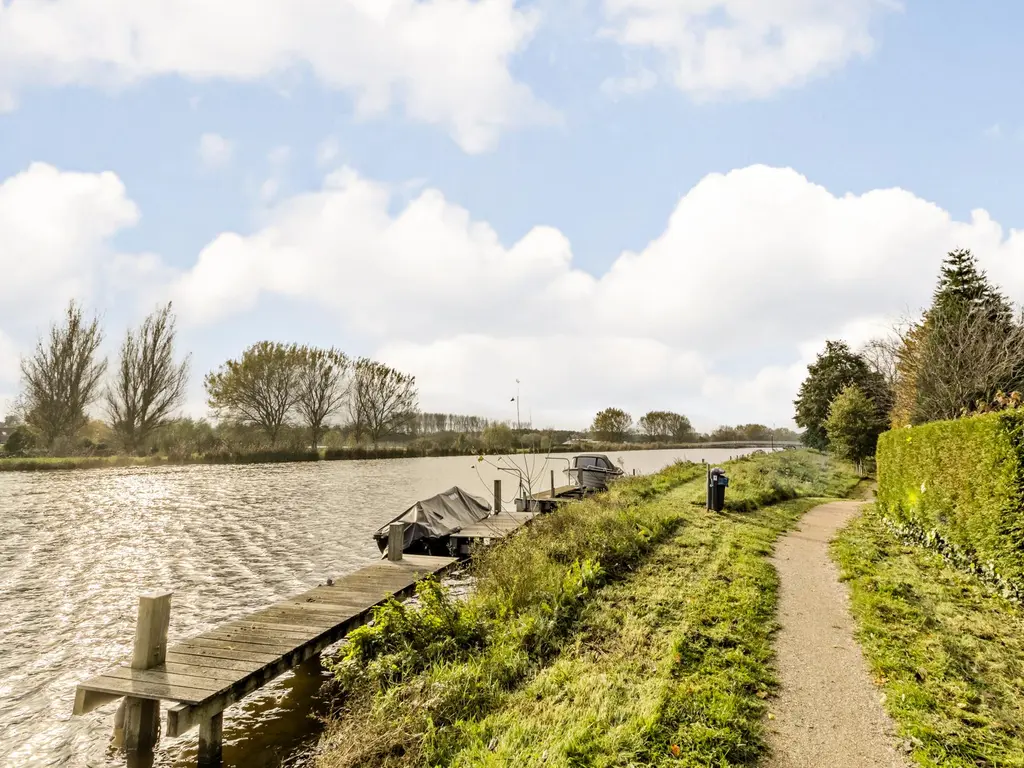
[388,523,404,562]
[124,592,172,758]
[494,479,501,514]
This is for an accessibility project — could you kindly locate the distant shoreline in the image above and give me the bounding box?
[0,441,797,473]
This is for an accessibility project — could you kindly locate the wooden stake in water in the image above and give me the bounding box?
[494,479,502,514]
[550,470,555,499]
[124,593,172,757]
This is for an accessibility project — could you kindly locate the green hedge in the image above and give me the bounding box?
[876,411,1024,586]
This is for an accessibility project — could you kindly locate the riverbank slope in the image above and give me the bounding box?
[314,450,860,767]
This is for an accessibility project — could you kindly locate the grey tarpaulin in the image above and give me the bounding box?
[374,486,491,554]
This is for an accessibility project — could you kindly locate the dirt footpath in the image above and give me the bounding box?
[766,501,910,768]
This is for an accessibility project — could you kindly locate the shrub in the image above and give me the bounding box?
[3,426,35,455]
[876,411,1024,586]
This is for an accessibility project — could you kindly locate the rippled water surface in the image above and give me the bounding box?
[0,448,751,767]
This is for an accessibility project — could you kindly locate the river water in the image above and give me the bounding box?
[0,448,752,768]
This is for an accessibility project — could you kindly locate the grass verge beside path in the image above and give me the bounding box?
[833,507,1024,768]
[315,450,859,768]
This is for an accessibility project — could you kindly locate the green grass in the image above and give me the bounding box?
[315,450,859,768]
[833,506,1024,768]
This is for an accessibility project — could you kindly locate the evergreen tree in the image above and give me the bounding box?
[903,249,1024,422]
[794,341,886,450]
[932,248,1012,322]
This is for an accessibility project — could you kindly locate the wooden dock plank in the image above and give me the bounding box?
[221,619,329,635]
[202,625,314,643]
[451,511,537,540]
[182,636,297,656]
[162,662,253,683]
[199,630,313,648]
[165,652,266,674]
[79,675,212,705]
[102,666,227,694]
[168,643,281,665]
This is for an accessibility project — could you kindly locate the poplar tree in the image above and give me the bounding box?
[20,301,107,447]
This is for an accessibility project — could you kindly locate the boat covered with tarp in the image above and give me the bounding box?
[373,486,492,557]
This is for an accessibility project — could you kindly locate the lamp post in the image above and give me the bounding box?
[514,379,521,432]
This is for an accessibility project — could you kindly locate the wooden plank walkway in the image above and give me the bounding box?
[448,485,576,554]
[451,510,537,544]
[74,555,456,750]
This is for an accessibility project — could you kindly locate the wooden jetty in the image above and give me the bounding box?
[73,552,456,766]
[73,477,575,767]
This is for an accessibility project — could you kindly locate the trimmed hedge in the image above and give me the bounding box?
[876,410,1024,586]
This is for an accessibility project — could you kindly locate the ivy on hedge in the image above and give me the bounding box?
[876,410,1024,590]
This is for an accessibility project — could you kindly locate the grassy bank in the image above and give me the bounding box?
[0,441,788,473]
[833,506,1024,768]
[315,450,859,767]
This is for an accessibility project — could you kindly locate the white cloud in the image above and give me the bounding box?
[167,163,1024,429]
[985,123,1003,139]
[601,0,897,99]
[4,161,1023,430]
[198,133,234,169]
[0,0,552,153]
[0,163,141,321]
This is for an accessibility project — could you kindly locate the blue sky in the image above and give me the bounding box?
[1,0,1023,430]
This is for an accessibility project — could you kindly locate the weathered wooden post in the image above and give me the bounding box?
[550,470,555,498]
[124,593,172,758]
[388,522,404,562]
[493,479,502,514]
[198,713,223,767]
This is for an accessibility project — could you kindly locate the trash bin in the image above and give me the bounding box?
[707,467,729,512]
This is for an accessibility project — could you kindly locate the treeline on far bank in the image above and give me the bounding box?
[0,301,798,466]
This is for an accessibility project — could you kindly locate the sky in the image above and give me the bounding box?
[1,0,1024,432]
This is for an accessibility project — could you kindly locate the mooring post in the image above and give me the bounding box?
[198,712,224,767]
[388,522,404,562]
[550,470,555,499]
[124,592,171,758]
[493,479,502,514]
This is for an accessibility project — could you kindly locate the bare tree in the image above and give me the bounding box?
[21,301,107,447]
[295,346,350,450]
[205,341,300,447]
[106,303,191,453]
[860,335,901,391]
[351,358,418,446]
[914,304,1024,422]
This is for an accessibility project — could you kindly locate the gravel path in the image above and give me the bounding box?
[766,501,910,768]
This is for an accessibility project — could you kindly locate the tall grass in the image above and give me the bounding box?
[316,450,859,768]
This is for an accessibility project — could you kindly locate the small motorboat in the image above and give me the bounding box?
[373,486,491,557]
[566,454,625,492]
